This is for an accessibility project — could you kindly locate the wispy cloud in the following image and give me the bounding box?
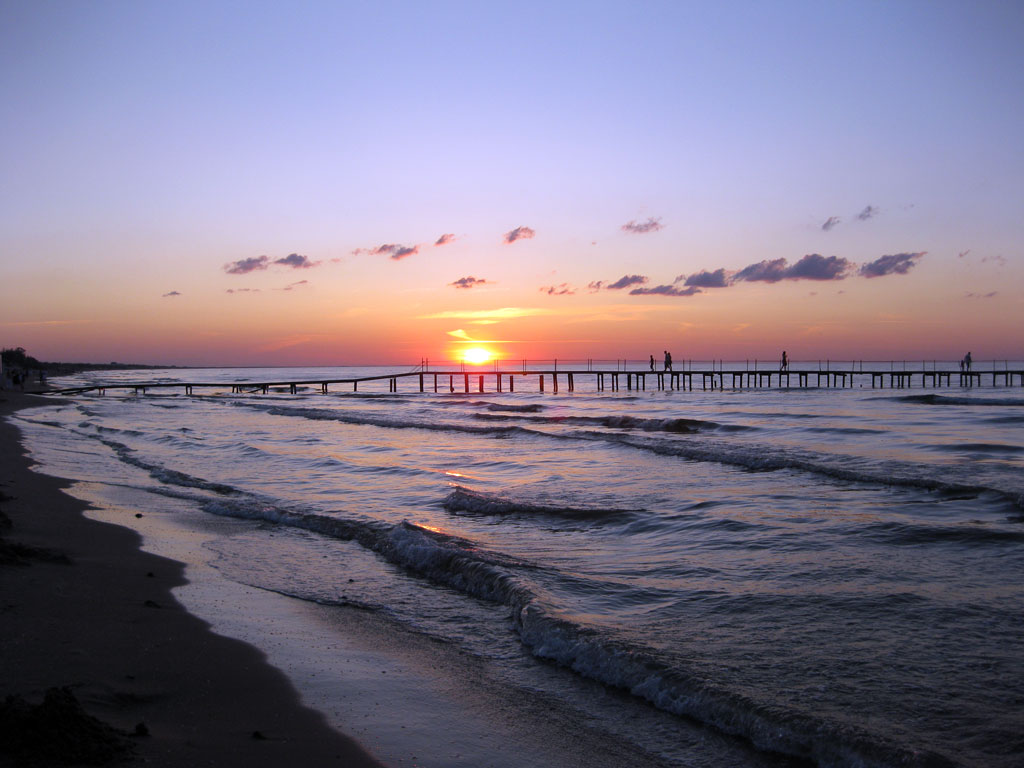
[419,307,559,321]
[629,284,702,297]
[821,216,841,232]
[224,255,270,274]
[607,274,648,290]
[621,217,663,235]
[540,283,575,295]
[281,280,311,291]
[859,252,925,278]
[226,288,260,294]
[450,276,488,290]
[274,253,320,269]
[435,233,456,246]
[587,280,605,292]
[162,290,181,297]
[683,269,729,288]
[504,226,535,244]
[965,291,997,299]
[857,205,878,221]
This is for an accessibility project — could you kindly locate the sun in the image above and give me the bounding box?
[461,347,492,365]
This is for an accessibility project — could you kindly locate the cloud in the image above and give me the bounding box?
[785,253,852,280]
[447,329,474,340]
[958,250,971,259]
[226,288,260,294]
[587,281,605,292]
[281,280,310,291]
[607,274,648,290]
[435,233,456,246]
[504,226,535,244]
[621,217,663,235]
[683,268,729,288]
[540,283,575,295]
[629,284,702,297]
[965,291,997,299]
[858,252,925,278]
[735,254,851,283]
[857,205,878,221]
[353,243,419,259]
[821,216,841,232]
[274,253,320,269]
[162,290,181,297]
[224,255,270,274]
[391,245,419,260]
[450,276,488,289]
[733,258,789,282]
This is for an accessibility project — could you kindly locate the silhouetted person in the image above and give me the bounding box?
[664,350,672,372]
[780,350,789,372]
[649,354,655,371]
[965,351,972,372]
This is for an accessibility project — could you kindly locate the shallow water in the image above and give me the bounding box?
[15,366,1024,767]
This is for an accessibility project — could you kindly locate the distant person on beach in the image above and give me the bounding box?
[664,351,672,372]
[780,350,789,372]
[649,354,655,371]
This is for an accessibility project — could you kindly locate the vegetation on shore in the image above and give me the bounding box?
[1,347,174,376]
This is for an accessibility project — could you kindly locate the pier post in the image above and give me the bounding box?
[434,374,438,393]
[497,373,502,392]
[509,375,514,392]
[553,374,558,394]
[569,373,574,392]
[449,375,454,392]
[464,374,469,393]
[479,375,484,393]
[540,375,545,393]
[420,374,424,392]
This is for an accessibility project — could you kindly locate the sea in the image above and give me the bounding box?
[11,364,1024,768]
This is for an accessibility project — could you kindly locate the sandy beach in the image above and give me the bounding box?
[0,391,382,767]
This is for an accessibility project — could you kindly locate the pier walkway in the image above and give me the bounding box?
[52,365,1024,397]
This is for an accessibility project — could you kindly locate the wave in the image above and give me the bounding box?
[471,411,750,434]
[443,486,642,522]
[191,491,955,767]
[575,431,1024,512]
[892,394,1024,407]
[861,520,1024,547]
[221,400,1023,510]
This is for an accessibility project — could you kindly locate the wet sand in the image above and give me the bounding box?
[0,391,382,767]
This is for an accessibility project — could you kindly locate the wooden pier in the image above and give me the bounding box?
[52,366,1024,398]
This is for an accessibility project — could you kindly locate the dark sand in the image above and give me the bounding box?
[0,391,382,767]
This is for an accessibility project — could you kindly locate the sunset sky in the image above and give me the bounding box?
[2,1,1022,366]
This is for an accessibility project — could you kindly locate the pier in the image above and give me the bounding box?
[51,360,1024,397]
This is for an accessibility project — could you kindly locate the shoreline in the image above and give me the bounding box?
[0,392,383,767]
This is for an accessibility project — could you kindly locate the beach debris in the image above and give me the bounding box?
[0,687,132,765]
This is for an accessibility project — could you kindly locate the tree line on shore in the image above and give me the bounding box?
[1,347,171,376]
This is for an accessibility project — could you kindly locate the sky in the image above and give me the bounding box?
[2,0,1022,366]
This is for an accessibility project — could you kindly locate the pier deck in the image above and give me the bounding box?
[51,366,1024,397]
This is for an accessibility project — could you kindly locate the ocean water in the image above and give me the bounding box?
[13,365,1024,768]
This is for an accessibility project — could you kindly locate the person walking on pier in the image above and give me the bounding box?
[649,354,655,371]
[780,350,789,372]
[664,350,673,372]
[964,351,972,372]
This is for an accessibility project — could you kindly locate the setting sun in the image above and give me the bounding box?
[461,347,492,365]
